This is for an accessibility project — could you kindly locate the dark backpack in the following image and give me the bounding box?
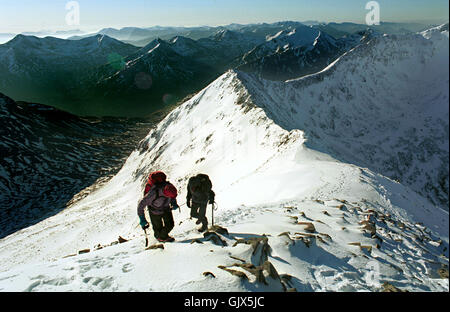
[189,174,213,203]
[190,174,212,194]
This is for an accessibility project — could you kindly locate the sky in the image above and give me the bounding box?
[0,0,448,33]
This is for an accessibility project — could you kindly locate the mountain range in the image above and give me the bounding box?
[68,21,433,47]
[0,22,382,117]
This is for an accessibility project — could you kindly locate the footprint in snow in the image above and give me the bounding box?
[122,263,134,273]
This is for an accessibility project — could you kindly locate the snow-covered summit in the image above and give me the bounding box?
[265,25,321,50]
[420,22,449,39]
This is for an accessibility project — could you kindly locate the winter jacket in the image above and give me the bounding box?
[137,183,178,216]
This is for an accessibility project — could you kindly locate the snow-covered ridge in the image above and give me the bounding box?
[420,23,449,39]
[235,24,372,81]
[248,27,449,209]
[265,25,320,48]
[0,26,448,292]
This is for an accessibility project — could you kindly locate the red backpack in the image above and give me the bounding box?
[144,171,167,195]
[144,171,178,199]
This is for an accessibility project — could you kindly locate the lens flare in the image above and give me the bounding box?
[163,93,175,105]
[107,53,125,70]
[135,72,153,90]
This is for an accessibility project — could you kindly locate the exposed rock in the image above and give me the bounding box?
[298,222,316,233]
[382,282,408,292]
[294,233,315,248]
[222,260,282,287]
[218,266,249,280]
[438,267,449,279]
[204,231,228,246]
[316,236,326,244]
[209,225,229,236]
[229,255,246,263]
[319,233,332,241]
[294,232,316,238]
[146,244,164,250]
[360,245,373,253]
[233,236,271,266]
[78,249,90,254]
[278,232,292,239]
[280,274,293,283]
[234,263,266,284]
[360,220,376,235]
[118,236,128,244]
[397,221,406,230]
[263,261,281,280]
[203,272,216,278]
[372,234,383,242]
[363,213,376,223]
[190,239,204,244]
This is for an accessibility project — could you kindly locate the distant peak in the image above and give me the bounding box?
[96,34,105,42]
[139,38,170,54]
[214,29,240,40]
[420,23,449,39]
[7,34,39,45]
[170,36,192,43]
[437,22,449,32]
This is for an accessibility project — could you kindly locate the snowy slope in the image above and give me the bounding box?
[236,26,449,209]
[0,26,448,292]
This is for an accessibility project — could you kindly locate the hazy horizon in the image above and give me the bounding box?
[0,0,448,34]
[1,19,448,37]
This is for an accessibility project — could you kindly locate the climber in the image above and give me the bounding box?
[138,171,179,242]
[186,174,215,232]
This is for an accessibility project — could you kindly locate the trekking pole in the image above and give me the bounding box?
[211,202,215,227]
[143,228,149,248]
[178,202,187,214]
